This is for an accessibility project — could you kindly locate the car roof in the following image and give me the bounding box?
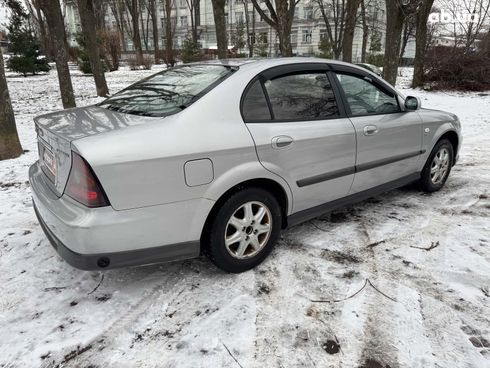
[194,57,366,70]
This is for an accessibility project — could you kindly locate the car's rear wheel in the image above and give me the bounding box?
[419,139,454,192]
[203,187,281,273]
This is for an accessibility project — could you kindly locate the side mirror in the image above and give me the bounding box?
[404,96,421,111]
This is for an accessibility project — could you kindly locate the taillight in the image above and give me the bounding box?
[65,152,110,208]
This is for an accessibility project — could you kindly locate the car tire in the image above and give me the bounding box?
[203,187,282,273]
[419,139,454,192]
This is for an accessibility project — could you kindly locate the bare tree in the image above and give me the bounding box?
[211,0,228,58]
[360,0,368,62]
[251,0,299,56]
[77,0,109,97]
[383,0,418,85]
[441,0,490,51]
[243,0,255,57]
[161,0,177,65]
[124,0,144,64]
[146,0,160,63]
[0,45,23,160]
[314,0,346,59]
[108,0,128,52]
[342,0,360,62]
[185,0,201,43]
[400,14,416,60]
[412,0,435,87]
[39,0,76,108]
[25,0,52,58]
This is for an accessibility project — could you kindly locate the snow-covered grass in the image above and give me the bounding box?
[0,66,489,368]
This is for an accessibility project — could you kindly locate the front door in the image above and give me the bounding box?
[242,65,357,213]
[333,72,423,193]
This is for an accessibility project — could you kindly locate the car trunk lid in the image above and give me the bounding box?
[34,105,156,196]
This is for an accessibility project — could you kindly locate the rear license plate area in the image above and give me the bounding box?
[39,141,57,182]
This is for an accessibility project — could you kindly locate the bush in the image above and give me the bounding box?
[317,38,333,59]
[424,46,490,91]
[366,53,384,67]
[99,30,121,71]
[127,54,153,70]
[180,37,201,63]
[75,32,108,74]
[6,4,50,76]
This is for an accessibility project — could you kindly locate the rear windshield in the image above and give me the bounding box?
[98,64,235,117]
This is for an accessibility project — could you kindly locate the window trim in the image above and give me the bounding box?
[240,63,346,124]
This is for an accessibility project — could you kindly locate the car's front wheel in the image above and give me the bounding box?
[203,187,281,273]
[419,139,454,192]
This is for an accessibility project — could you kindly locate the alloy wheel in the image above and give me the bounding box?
[224,201,272,259]
[430,147,450,185]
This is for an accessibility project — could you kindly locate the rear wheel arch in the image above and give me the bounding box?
[201,178,289,246]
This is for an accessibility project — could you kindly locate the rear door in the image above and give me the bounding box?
[332,68,423,193]
[242,64,357,213]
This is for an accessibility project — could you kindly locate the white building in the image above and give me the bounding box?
[63,0,412,62]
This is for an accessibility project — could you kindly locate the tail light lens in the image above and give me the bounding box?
[65,152,110,208]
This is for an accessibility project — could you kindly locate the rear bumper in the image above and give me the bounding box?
[33,202,199,270]
[29,162,212,270]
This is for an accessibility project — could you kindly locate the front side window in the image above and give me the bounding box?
[335,73,400,116]
[264,72,339,121]
[99,65,234,117]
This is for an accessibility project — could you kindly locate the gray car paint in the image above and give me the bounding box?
[30,57,461,267]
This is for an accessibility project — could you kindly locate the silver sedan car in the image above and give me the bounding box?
[30,58,461,273]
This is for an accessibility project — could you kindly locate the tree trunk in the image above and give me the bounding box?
[251,0,296,57]
[360,0,368,63]
[412,0,435,88]
[212,0,228,58]
[77,0,109,97]
[149,0,160,63]
[383,1,404,85]
[39,0,76,108]
[163,0,175,66]
[342,0,359,62]
[126,0,144,64]
[275,0,293,56]
[0,47,23,161]
[243,0,253,57]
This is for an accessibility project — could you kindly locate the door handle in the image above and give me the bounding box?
[363,125,379,136]
[271,135,293,149]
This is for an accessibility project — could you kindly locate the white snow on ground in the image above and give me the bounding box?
[0,65,489,368]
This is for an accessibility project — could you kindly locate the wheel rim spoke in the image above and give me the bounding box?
[243,202,254,223]
[229,215,245,230]
[254,206,266,223]
[236,239,250,257]
[255,223,270,235]
[225,230,243,247]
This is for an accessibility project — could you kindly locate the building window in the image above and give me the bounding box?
[236,11,244,24]
[303,7,313,20]
[180,16,187,27]
[260,32,268,44]
[180,0,187,8]
[302,30,312,44]
[320,29,327,40]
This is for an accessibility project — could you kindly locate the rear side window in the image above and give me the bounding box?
[242,80,272,122]
[264,72,339,121]
[335,73,400,116]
